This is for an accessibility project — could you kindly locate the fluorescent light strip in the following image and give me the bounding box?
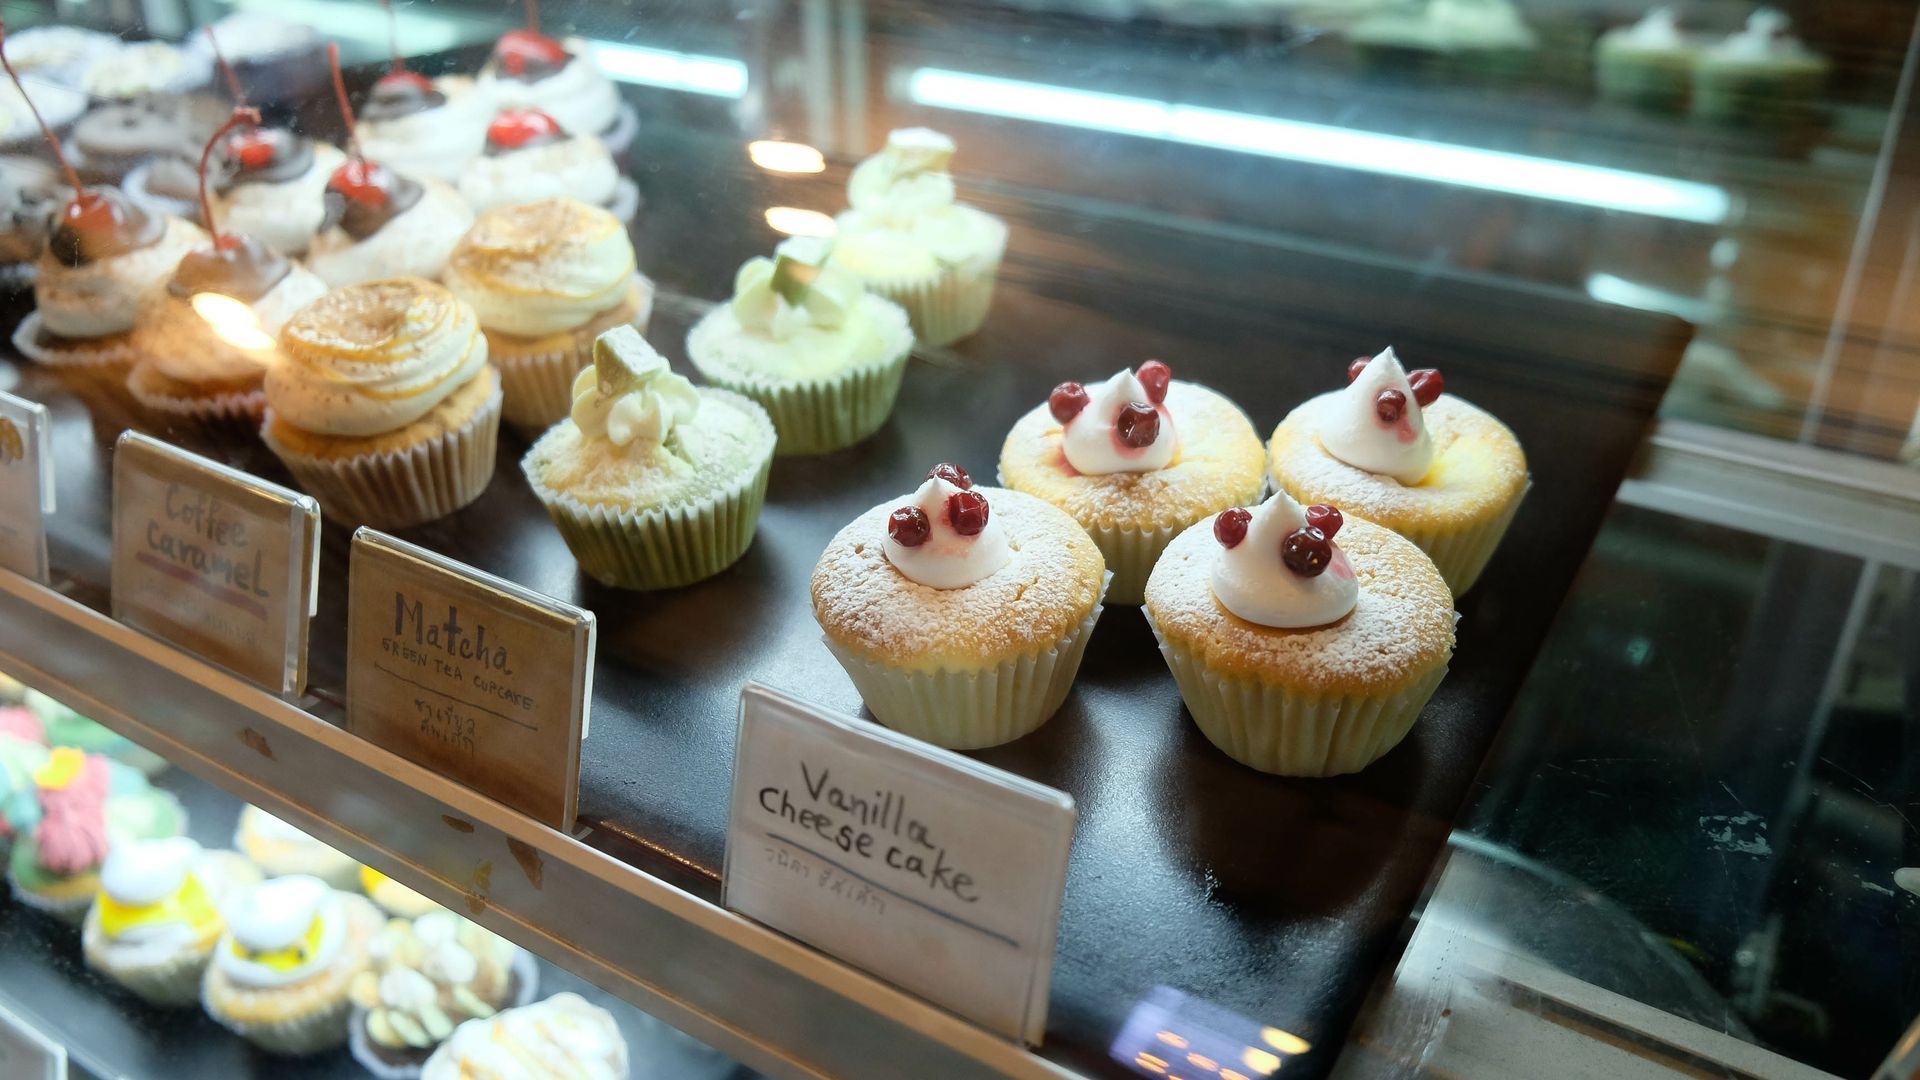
[908,68,1730,225]
[587,41,747,98]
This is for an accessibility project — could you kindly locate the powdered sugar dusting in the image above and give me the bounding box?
[1145,515,1454,693]
[812,487,1105,670]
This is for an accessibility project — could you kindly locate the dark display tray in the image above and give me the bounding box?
[4,91,1686,1077]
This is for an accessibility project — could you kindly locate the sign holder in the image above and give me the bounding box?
[0,391,53,583]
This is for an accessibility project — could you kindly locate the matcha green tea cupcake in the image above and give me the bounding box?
[1693,9,1829,130]
[1595,8,1701,113]
[522,325,776,589]
[687,237,913,455]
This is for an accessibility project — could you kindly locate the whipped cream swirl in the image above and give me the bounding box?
[883,476,1012,589]
[217,875,346,988]
[99,836,199,907]
[731,237,859,336]
[570,325,699,447]
[847,128,957,227]
[1062,369,1175,475]
[1319,347,1433,484]
[445,197,636,337]
[1714,8,1809,60]
[1211,493,1357,629]
[1613,7,1685,48]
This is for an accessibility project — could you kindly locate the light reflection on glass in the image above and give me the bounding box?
[191,292,274,351]
[1111,987,1306,1079]
[1260,1027,1312,1055]
[748,140,826,174]
[764,206,835,237]
[1241,1047,1282,1075]
[1158,1030,1190,1049]
[1187,1051,1219,1071]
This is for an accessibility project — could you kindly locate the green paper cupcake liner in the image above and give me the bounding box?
[822,576,1108,750]
[262,383,502,530]
[82,907,213,1006]
[695,346,911,457]
[1390,481,1529,597]
[1146,607,1449,777]
[863,259,1001,349]
[1595,49,1697,111]
[8,869,95,924]
[522,395,775,590]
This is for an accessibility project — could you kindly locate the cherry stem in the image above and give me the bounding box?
[204,26,247,103]
[381,0,406,73]
[0,18,84,197]
[326,42,361,159]
[199,106,261,249]
[525,0,540,35]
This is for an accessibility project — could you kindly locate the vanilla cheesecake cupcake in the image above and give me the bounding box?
[522,326,775,589]
[1145,492,1454,776]
[210,123,345,256]
[234,806,360,890]
[444,197,649,430]
[202,874,384,1055]
[1268,348,1527,595]
[687,236,914,455]
[82,837,262,1006]
[812,463,1106,748]
[1000,360,1264,604]
[829,128,1007,347]
[457,108,636,221]
[356,70,492,184]
[263,278,501,529]
[476,29,633,156]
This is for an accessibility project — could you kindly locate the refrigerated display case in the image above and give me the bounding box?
[0,0,1913,1077]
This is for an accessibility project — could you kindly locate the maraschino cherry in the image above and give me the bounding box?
[493,0,571,79]
[0,18,159,266]
[1408,368,1444,406]
[486,108,564,152]
[947,490,990,536]
[1304,504,1342,539]
[321,43,421,239]
[172,105,290,302]
[1347,356,1370,383]
[1375,388,1406,424]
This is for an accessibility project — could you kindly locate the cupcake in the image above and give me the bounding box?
[307,45,474,288]
[1267,348,1527,595]
[420,993,628,1080]
[0,76,84,153]
[262,277,501,529]
[0,709,48,848]
[0,27,117,89]
[8,747,186,923]
[457,108,636,222]
[64,96,223,185]
[1346,0,1538,82]
[1693,9,1829,130]
[128,107,329,435]
[202,874,384,1055]
[208,121,346,256]
[360,865,439,919]
[235,805,361,890]
[190,14,329,109]
[999,360,1265,604]
[476,16,634,158]
[79,41,212,102]
[687,236,914,455]
[348,909,535,1078]
[1143,492,1455,776]
[521,326,775,589]
[356,70,492,185]
[82,837,262,1006]
[1595,8,1701,113]
[829,128,1007,347]
[443,197,650,430]
[811,464,1107,748]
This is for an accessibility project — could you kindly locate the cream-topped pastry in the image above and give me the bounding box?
[204,874,383,1054]
[829,128,1007,346]
[1144,492,1454,775]
[356,70,492,183]
[233,805,359,889]
[421,992,627,1080]
[1269,348,1527,595]
[812,463,1106,748]
[82,837,261,1005]
[477,28,624,147]
[210,124,344,257]
[445,197,636,338]
[1000,359,1264,605]
[348,908,528,1072]
[458,108,621,214]
[33,206,204,338]
[220,875,349,988]
[80,41,211,100]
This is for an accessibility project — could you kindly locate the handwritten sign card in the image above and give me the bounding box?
[724,684,1076,1045]
[0,391,53,582]
[111,433,320,695]
[0,1000,64,1080]
[347,529,594,829]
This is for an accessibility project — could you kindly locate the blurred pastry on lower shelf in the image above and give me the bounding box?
[202,873,384,1055]
[82,836,261,1006]
[234,804,361,890]
[7,747,186,923]
[349,908,536,1078]
[420,992,628,1080]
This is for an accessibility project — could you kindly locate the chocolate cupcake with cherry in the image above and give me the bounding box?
[127,107,327,437]
[356,5,491,184]
[476,0,634,157]
[305,45,473,288]
[3,22,207,420]
[812,462,1108,749]
[1144,491,1454,776]
[457,108,636,221]
[1268,347,1528,595]
[999,360,1264,605]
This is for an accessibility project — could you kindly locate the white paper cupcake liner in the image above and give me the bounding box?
[698,347,911,457]
[862,255,1002,348]
[1145,607,1448,777]
[1084,519,1184,607]
[346,948,539,1080]
[522,392,775,589]
[1392,481,1530,597]
[82,906,212,1006]
[205,980,356,1055]
[262,384,502,530]
[823,577,1108,750]
[127,377,267,441]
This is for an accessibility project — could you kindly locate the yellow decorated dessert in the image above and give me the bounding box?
[999,360,1265,604]
[420,992,628,1080]
[444,197,651,430]
[359,865,439,919]
[82,837,261,1005]
[1268,348,1527,595]
[202,874,384,1055]
[1145,493,1454,776]
[263,277,502,528]
[812,463,1106,748]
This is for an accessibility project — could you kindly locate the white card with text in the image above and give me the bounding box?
[724,683,1076,1045]
[0,391,53,582]
[0,999,65,1080]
